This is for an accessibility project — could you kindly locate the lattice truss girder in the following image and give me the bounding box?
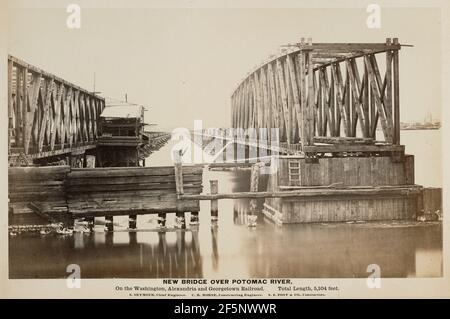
[8,55,105,157]
[231,38,402,149]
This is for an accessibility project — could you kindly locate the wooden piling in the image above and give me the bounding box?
[190,212,199,225]
[249,164,260,213]
[128,214,137,229]
[393,38,400,145]
[174,150,186,229]
[157,213,167,228]
[105,215,114,232]
[210,180,218,225]
[176,212,186,229]
[248,163,261,227]
[86,217,95,232]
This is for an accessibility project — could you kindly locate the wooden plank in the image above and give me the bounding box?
[303,144,404,153]
[299,43,401,50]
[67,182,201,193]
[174,154,184,197]
[313,136,374,144]
[9,165,71,176]
[180,185,421,200]
[67,174,202,185]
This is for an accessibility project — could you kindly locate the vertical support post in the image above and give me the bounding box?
[86,217,95,232]
[248,163,261,227]
[82,153,87,168]
[176,212,186,229]
[174,150,186,229]
[393,38,400,145]
[68,154,72,167]
[190,212,199,225]
[299,39,307,150]
[385,38,394,143]
[8,59,13,153]
[105,215,114,232]
[307,38,315,146]
[15,65,22,148]
[157,213,167,228]
[22,67,28,153]
[128,214,137,229]
[210,180,218,226]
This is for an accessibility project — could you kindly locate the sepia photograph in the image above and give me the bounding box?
[1,0,448,299]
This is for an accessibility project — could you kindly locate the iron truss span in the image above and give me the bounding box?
[7,55,105,166]
[230,38,406,157]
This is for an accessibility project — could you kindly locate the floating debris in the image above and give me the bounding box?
[56,227,73,235]
[39,229,52,235]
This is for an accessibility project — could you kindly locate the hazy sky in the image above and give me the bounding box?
[7,4,441,131]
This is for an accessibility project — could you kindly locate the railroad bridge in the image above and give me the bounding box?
[7,39,442,229]
[7,55,170,167]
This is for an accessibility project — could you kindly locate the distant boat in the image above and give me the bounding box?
[400,122,440,130]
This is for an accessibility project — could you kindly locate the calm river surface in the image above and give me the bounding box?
[9,130,442,278]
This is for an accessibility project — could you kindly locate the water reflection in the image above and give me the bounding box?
[9,190,443,279]
[10,229,204,278]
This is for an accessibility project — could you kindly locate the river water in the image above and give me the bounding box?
[9,130,442,278]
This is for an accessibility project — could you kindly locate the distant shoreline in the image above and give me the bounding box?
[401,127,440,130]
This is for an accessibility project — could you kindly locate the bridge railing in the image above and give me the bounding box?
[231,38,404,156]
[8,55,105,165]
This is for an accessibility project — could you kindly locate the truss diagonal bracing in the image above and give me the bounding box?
[8,55,105,165]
